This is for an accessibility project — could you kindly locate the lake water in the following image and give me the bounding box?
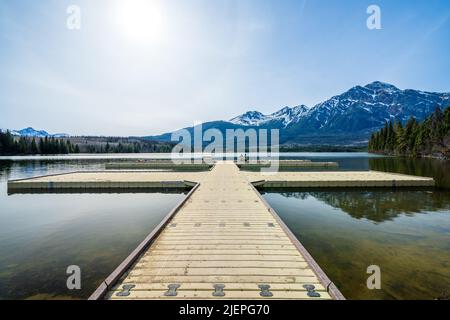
[263,189,450,299]
[0,153,449,300]
[0,159,186,299]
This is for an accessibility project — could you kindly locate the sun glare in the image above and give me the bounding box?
[115,0,166,43]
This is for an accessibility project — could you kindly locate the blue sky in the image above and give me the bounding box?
[1,0,449,136]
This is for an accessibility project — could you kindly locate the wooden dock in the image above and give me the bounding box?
[7,162,435,300]
[105,162,213,170]
[238,160,339,170]
[7,166,434,193]
[90,162,344,300]
[104,160,338,171]
[243,170,435,188]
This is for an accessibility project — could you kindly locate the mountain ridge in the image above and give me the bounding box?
[10,127,69,138]
[7,82,450,146]
[147,81,450,146]
[230,105,310,128]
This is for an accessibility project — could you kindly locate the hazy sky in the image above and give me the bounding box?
[1,0,450,136]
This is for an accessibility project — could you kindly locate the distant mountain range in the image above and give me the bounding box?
[7,82,450,146]
[147,81,450,145]
[11,127,69,138]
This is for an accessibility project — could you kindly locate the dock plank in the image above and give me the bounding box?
[133,260,309,269]
[139,255,305,262]
[120,275,321,284]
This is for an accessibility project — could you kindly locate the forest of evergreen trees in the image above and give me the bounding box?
[368,107,450,159]
[0,130,78,155]
[81,141,172,153]
[0,130,175,155]
[71,136,175,153]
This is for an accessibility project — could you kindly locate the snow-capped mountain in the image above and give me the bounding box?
[230,111,266,126]
[230,105,309,128]
[283,81,450,140]
[230,81,449,139]
[147,81,450,145]
[11,127,69,138]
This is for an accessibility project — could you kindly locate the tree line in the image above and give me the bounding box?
[0,130,79,155]
[84,142,144,153]
[368,107,450,158]
[0,130,175,155]
[76,140,174,153]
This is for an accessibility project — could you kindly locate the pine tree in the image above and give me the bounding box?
[386,121,396,152]
[0,130,15,154]
[429,107,445,150]
[30,138,38,154]
[445,107,450,132]
[66,140,73,153]
[404,117,418,155]
[44,137,49,154]
[18,137,27,154]
[59,140,67,154]
[38,138,44,154]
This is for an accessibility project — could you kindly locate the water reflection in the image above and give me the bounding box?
[0,159,105,183]
[266,189,450,223]
[0,160,186,300]
[370,157,450,189]
[263,190,450,299]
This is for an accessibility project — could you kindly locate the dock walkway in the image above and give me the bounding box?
[99,162,342,300]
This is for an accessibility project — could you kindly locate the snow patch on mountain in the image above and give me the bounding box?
[230,105,310,127]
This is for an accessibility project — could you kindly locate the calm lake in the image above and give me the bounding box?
[0,153,449,300]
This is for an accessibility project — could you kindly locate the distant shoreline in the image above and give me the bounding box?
[0,151,382,162]
[369,151,449,161]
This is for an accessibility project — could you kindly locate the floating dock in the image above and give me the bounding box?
[8,167,434,192]
[104,160,338,171]
[105,162,213,170]
[243,171,435,188]
[7,162,435,300]
[89,162,344,300]
[238,160,339,170]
